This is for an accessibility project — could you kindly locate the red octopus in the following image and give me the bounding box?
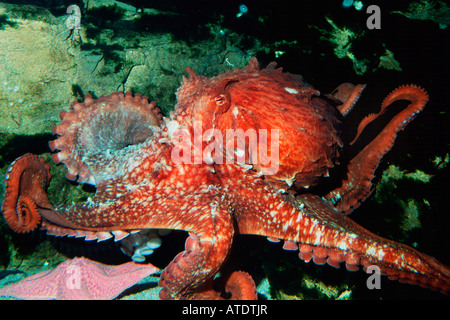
[2,58,449,299]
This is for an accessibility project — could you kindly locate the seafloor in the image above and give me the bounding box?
[0,0,449,300]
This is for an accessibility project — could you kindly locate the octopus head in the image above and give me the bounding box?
[174,68,238,131]
[173,58,343,191]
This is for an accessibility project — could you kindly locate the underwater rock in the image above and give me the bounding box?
[0,1,250,136]
[0,3,75,136]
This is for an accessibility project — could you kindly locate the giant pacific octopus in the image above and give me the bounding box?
[2,57,449,299]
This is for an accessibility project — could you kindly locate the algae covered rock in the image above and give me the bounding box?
[0,1,250,136]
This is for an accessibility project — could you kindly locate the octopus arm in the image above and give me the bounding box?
[48,92,161,186]
[229,171,449,293]
[332,83,367,117]
[158,195,256,300]
[2,153,53,233]
[325,85,429,213]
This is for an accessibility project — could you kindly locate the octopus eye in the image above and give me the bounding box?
[215,94,226,106]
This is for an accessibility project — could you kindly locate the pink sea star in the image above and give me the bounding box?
[0,257,158,300]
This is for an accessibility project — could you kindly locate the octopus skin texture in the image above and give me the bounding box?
[2,58,449,299]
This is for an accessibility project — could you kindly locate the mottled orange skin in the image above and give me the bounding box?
[2,58,449,300]
[177,59,343,190]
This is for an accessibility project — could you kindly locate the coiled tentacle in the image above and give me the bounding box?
[325,85,429,213]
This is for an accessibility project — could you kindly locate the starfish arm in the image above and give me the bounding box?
[59,258,158,300]
[325,85,429,213]
[0,258,158,300]
[0,269,59,300]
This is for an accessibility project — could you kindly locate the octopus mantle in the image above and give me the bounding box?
[2,58,449,299]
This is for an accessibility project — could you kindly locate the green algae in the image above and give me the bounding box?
[393,0,450,29]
